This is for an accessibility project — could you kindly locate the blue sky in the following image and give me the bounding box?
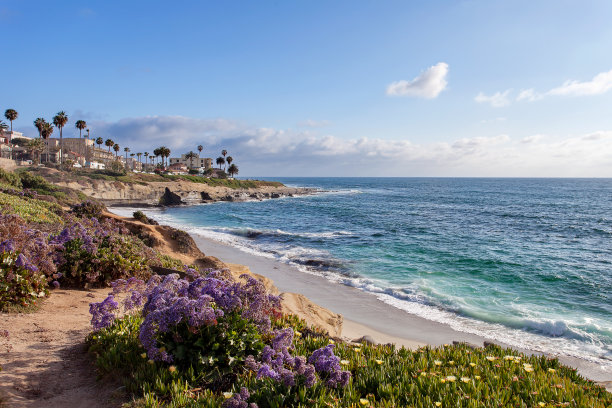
[2,0,612,176]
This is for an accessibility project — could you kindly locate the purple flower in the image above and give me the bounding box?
[52,281,60,289]
[89,295,119,330]
[222,387,255,408]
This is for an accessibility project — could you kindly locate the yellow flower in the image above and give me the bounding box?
[141,353,147,359]
[469,362,476,367]
[435,403,442,407]
[461,377,470,383]
[147,359,155,365]
[434,360,442,366]
[223,392,233,399]
[420,371,427,376]
[353,347,362,352]
[359,398,369,406]
[524,367,534,372]
[159,347,166,353]
[448,360,455,365]
[375,359,383,365]
[445,375,456,382]
[486,356,496,361]
[294,331,302,337]
[168,365,176,373]
[538,403,546,407]
[548,368,556,373]
[340,360,350,366]
[504,355,515,360]
[440,379,446,383]
[353,342,362,347]
[329,339,335,344]
[474,375,481,380]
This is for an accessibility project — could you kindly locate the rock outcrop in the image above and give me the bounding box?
[159,187,184,206]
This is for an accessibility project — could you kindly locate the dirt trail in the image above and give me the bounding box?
[0,288,124,408]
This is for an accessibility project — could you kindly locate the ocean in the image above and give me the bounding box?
[113,177,612,370]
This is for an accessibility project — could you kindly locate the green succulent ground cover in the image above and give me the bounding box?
[0,192,64,224]
[160,174,283,189]
[88,314,611,407]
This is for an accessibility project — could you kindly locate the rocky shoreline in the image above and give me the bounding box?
[52,177,317,207]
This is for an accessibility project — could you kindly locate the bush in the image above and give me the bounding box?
[133,211,158,225]
[0,248,49,311]
[18,171,55,191]
[0,168,21,188]
[170,228,194,253]
[72,200,106,218]
[51,218,154,287]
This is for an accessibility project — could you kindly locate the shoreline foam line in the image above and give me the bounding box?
[108,206,612,386]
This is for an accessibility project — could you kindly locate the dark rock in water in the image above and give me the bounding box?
[221,194,235,202]
[246,231,263,239]
[353,335,377,345]
[200,191,214,201]
[271,193,281,198]
[298,259,343,270]
[159,187,183,206]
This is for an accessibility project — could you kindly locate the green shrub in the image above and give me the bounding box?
[0,192,64,224]
[0,168,21,188]
[71,200,106,218]
[18,171,54,191]
[0,250,48,311]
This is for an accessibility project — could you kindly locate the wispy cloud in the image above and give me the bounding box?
[474,90,512,107]
[82,115,612,177]
[297,119,331,128]
[477,68,612,106]
[386,62,449,99]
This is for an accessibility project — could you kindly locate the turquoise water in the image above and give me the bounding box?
[118,178,612,368]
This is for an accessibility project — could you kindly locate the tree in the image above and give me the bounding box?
[0,121,8,136]
[197,145,203,154]
[124,147,130,164]
[27,138,45,164]
[52,111,68,164]
[105,139,114,152]
[144,152,149,171]
[96,137,103,148]
[216,156,225,169]
[4,109,18,131]
[155,146,170,168]
[113,143,120,158]
[185,151,197,169]
[41,122,54,163]
[75,120,87,138]
[136,152,142,169]
[33,118,46,138]
[226,156,233,167]
[227,163,239,178]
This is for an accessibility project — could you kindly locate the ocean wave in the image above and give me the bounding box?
[107,206,612,371]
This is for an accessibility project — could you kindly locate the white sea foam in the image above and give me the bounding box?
[108,206,612,372]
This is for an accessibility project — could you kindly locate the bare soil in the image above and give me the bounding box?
[0,288,126,408]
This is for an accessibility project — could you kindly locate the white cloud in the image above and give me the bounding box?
[81,115,612,177]
[386,62,449,98]
[516,89,543,102]
[548,69,612,96]
[474,90,512,107]
[480,68,612,106]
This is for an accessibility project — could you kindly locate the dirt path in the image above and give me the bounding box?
[0,288,125,408]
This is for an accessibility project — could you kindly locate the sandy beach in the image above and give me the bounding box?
[186,229,612,389]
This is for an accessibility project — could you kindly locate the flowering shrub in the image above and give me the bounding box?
[51,218,154,287]
[0,248,48,311]
[71,200,106,218]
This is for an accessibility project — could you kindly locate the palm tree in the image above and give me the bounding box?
[105,138,114,152]
[41,122,54,163]
[185,151,197,169]
[216,156,225,170]
[52,111,68,164]
[4,109,18,131]
[227,163,239,178]
[144,152,149,171]
[96,137,103,149]
[136,152,142,169]
[221,150,228,170]
[155,146,170,168]
[197,145,203,155]
[113,143,120,158]
[226,156,233,167]
[75,120,87,138]
[33,118,45,138]
[124,147,130,164]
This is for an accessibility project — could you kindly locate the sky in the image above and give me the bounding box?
[2,0,612,177]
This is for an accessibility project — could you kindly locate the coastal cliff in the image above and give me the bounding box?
[30,167,314,206]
